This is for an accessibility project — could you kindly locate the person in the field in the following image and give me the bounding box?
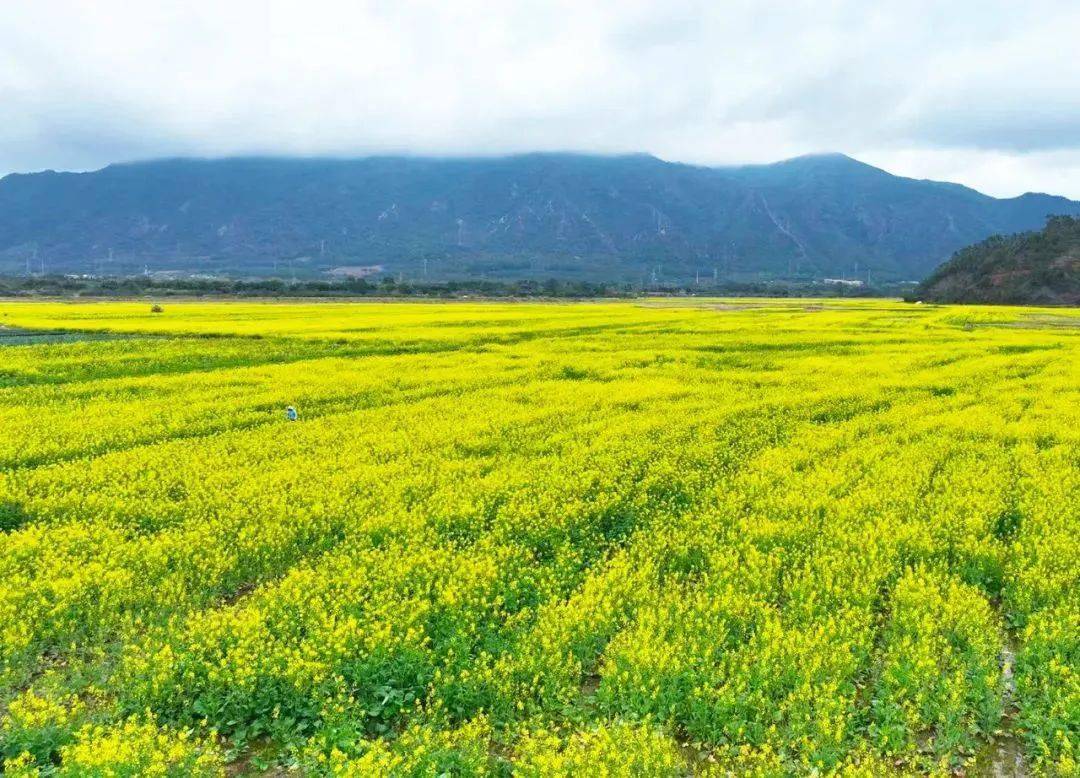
[286,406,298,421]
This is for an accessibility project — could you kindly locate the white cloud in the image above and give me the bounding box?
[2,0,1079,197]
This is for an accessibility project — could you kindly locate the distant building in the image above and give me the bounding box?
[148,270,186,281]
[327,265,384,279]
[822,278,865,287]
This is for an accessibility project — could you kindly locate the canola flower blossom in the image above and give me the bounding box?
[0,298,1076,776]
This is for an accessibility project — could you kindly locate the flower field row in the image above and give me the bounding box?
[0,299,1076,775]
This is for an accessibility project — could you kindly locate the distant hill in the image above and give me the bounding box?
[1,153,1078,283]
[916,215,1080,305]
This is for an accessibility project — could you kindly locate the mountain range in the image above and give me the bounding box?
[2,152,1078,283]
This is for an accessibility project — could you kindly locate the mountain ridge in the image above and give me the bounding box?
[2,152,1078,283]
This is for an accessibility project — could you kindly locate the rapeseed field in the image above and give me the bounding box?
[0,299,1076,776]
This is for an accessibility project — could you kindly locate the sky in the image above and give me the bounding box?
[3,1,1080,198]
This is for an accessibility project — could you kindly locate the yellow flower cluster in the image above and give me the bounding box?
[56,717,222,777]
[515,722,684,777]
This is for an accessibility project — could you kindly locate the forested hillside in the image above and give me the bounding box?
[918,215,1080,305]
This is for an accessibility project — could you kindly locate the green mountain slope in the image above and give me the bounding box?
[916,215,1080,305]
[1,153,1078,282]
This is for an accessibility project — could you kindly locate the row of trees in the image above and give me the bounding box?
[0,274,912,299]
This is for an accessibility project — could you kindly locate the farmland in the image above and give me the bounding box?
[0,299,1076,776]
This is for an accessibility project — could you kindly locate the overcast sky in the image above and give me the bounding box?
[3,1,1080,197]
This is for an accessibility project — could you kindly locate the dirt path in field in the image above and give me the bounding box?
[972,632,1028,777]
